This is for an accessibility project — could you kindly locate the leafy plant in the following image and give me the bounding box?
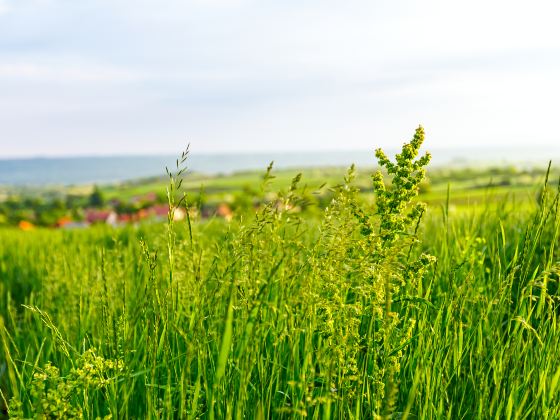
[2,126,560,419]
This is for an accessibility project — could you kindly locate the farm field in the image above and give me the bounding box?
[1,156,555,229]
[1,129,560,418]
[97,162,557,207]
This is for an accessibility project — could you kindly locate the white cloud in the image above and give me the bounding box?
[0,61,146,83]
[0,0,560,156]
[0,0,10,14]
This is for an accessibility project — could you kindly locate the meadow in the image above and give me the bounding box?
[1,127,560,419]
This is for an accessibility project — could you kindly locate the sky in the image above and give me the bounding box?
[1,0,559,157]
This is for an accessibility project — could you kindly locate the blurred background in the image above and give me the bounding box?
[1,0,560,227]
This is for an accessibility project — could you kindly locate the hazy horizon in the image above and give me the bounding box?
[2,146,560,186]
[2,143,560,161]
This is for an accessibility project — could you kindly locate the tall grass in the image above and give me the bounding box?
[1,127,560,418]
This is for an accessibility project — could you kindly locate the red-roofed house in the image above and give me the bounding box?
[216,203,233,221]
[85,209,118,226]
[148,205,185,221]
[56,216,73,228]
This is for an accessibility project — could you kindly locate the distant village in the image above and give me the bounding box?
[1,187,235,230]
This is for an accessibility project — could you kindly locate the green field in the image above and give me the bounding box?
[101,163,550,206]
[2,128,560,418]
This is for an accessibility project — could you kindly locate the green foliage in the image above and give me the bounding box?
[8,349,121,419]
[1,127,560,419]
[89,186,105,208]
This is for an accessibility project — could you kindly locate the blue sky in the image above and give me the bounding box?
[1,0,559,157]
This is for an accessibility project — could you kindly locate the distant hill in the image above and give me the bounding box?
[1,147,559,186]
